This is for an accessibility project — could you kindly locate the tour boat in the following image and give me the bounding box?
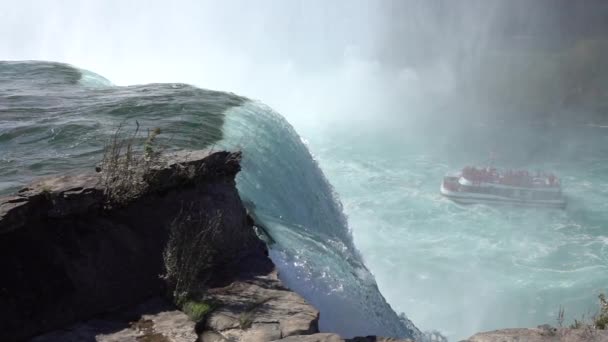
[440,166,566,208]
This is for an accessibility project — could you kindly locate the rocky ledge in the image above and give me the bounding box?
[462,326,608,342]
[31,262,322,342]
[0,150,411,342]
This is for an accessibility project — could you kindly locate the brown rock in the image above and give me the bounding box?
[199,330,230,342]
[201,268,319,341]
[464,327,608,342]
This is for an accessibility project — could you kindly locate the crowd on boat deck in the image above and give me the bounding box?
[462,166,559,187]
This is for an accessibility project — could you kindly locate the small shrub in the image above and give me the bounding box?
[595,293,608,329]
[566,293,608,330]
[162,205,222,303]
[182,300,214,321]
[98,122,165,208]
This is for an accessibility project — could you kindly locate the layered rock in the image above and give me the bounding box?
[30,248,323,342]
[463,326,608,342]
[200,269,319,341]
[0,150,259,341]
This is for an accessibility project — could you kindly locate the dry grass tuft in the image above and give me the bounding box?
[162,205,222,306]
[561,292,608,331]
[596,293,608,329]
[98,122,165,208]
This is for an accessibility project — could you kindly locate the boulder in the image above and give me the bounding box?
[200,259,319,341]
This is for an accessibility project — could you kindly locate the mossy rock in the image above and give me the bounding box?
[182,300,215,322]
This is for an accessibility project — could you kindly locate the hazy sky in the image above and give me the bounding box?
[3,1,607,127]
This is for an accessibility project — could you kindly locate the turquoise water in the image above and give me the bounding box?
[304,121,608,340]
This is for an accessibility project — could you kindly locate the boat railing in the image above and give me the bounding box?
[460,167,560,189]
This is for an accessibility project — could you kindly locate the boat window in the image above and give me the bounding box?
[532,191,545,200]
[531,191,560,200]
[550,191,561,200]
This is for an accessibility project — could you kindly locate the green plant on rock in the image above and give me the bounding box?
[182,300,215,322]
[565,292,608,330]
[161,205,223,320]
[595,293,608,329]
[98,122,165,207]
